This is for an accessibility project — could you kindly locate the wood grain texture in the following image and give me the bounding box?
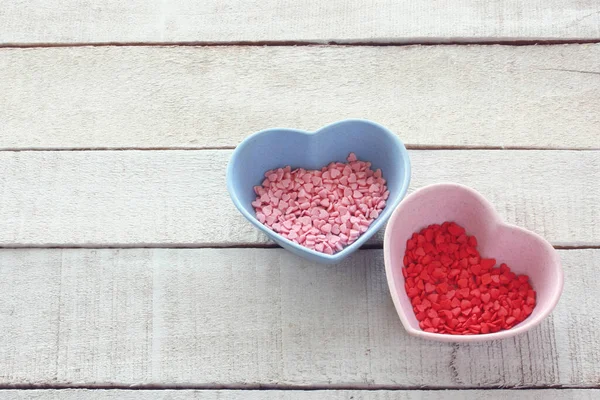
[1,389,598,399]
[0,248,597,387]
[0,150,598,247]
[1,45,599,150]
[2,1,600,44]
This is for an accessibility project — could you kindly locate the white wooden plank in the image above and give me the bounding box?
[1,45,599,150]
[0,150,597,247]
[0,389,598,399]
[0,248,597,387]
[1,1,600,44]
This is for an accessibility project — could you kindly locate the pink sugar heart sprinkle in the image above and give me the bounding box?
[252,153,388,255]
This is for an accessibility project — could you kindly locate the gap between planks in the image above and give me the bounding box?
[0,384,597,390]
[0,245,598,250]
[2,147,600,152]
[1,389,600,400]
[2,39,600,49]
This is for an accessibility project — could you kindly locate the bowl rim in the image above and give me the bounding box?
[226,118,412,263]
[383,182,564,342]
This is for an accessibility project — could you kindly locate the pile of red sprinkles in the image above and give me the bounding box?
[403,222,536,335]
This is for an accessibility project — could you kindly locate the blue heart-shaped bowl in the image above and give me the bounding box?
[226,119,411,264]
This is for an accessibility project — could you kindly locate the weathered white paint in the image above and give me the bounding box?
[0,389,597,399]
[0,248,597,387]
[1,1,600,44]
[1,45,599,150]
[1,3,597,399]
[0,150,597,247]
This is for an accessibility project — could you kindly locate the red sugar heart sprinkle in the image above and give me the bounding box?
[403,222,536,335]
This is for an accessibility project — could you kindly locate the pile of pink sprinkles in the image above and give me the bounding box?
[252,153,389,254]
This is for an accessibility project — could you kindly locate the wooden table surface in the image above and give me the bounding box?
[1,2,599,399]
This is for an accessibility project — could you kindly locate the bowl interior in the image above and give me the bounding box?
[228,119,411,262]
[385,184,563,338]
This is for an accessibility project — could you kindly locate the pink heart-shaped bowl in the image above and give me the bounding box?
[384,183,564,342]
